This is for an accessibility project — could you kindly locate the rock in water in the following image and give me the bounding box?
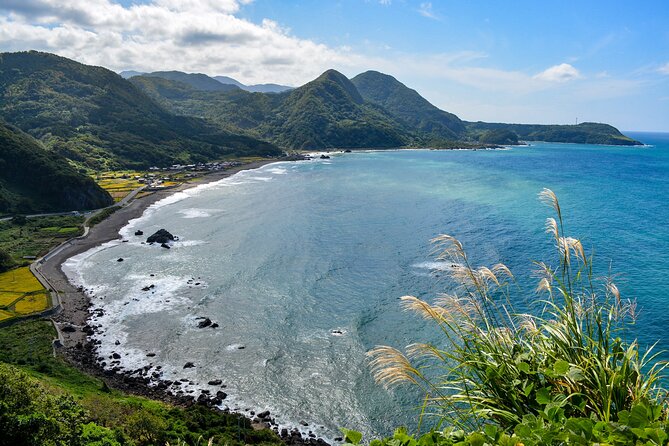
[147,229,175,244]
[197,318,212,328]
[135,230,144,236]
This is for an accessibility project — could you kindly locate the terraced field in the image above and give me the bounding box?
[0,267,50,322]
[95,171,144,202]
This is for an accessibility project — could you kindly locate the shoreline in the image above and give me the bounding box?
[36,158,329,445]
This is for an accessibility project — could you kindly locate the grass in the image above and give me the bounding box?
[368,188,668,433]
[0,215,84,265]
[0,266,46,293]
[0,291,22,307]
[13,292,50,314]
[0,266,50,319]
[0,320,285,446]
[88,206,121,226]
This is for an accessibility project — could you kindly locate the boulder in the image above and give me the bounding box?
[320,154,330,159]
[135,230,144,236]
[160,243,170,249]
[147,229,175,244]
[208,379,222,386]
[197,318,212,328]
[117,258,124,262]
[183,362,195,369]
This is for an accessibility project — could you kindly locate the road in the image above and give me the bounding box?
[0,185,147,222]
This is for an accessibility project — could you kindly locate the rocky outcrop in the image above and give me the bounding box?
[147,229,174,244]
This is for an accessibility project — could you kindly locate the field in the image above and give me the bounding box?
[0,215,84,265]
[94,170,145,202]
[0,267,50,320]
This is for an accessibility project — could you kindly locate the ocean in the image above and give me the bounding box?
[63,132,669,439]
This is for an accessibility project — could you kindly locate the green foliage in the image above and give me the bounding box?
[132,67,640,151]
[346,406,669,446]
[80,423,122,446]
[0,248,14,272]
[0,215,84,265]
[0,363,88,446]
[88,206,121,227]
[140,71,240,92]
[350,70,465,140]
[478,128,519,145]
[0,121,113,213]
[133,69,409,150]
[466,121,641,145]
[0,51,281,170]
[0,320,284,446]
[367,189,666,444]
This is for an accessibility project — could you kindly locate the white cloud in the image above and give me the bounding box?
[658,62,669,75]
[0,0,353,85]
[417,2,438,20]
[534,63,581,83]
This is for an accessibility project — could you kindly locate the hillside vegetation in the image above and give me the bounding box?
[0,122,112,213]
[0,51,281,170]
[133,69,410,150]
[466,121,640,145]
[0,320,284,446]
[351,70,466,141]
[131,66,641,150]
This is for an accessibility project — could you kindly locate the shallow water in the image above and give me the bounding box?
[64,132,669,439]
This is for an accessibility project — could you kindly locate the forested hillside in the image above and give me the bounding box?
[0,122,112,213]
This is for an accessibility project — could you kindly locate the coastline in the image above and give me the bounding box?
[36,158,328,445]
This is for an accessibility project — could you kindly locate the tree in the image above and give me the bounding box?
[0,248,14,273]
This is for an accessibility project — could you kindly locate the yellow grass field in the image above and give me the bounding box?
[0,267,50,321]
[0,267,44,294]
[95,171,144,202]
[13,292,50,314]
[0,291,22,307]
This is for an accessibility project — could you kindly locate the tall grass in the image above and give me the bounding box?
[368,189,668,431]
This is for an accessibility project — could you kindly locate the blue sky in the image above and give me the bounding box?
[2,0,668,131]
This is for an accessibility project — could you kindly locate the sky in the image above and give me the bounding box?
[1,0,668,131]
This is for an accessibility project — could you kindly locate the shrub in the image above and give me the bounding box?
[367,189,667,435]
[0,363,88,446]
[0,248,14,272]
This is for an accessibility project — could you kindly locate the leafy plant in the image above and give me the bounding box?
[368,189,667,433]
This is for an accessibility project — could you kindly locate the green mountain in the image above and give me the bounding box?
[351,70,466,140]
[213,75,292,93]
[0,122,112,214]
[141,71,240,92]
[465,121,641,146]
[0,51,281,170]
[132,69,409,150]
[133,66,640,149]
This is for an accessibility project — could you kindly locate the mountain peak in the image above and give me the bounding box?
[351,70,465,139]
[310,69,363,104]
[143,71,238,92]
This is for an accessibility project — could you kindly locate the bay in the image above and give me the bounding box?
[64,132,669,439]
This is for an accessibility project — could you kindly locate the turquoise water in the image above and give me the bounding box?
[64,132,669,439]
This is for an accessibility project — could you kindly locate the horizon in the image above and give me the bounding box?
[1,1,668,132]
